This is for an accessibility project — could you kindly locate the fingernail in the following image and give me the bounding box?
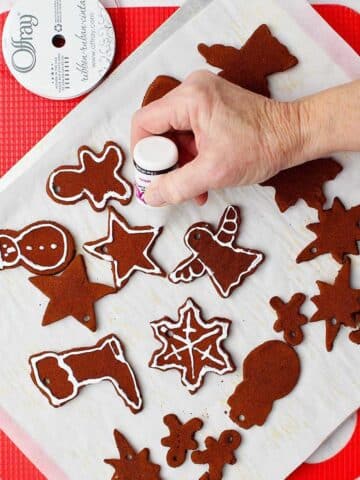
[144,188,166,207]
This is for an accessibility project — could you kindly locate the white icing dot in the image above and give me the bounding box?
[160,326,168,333]
[4,253,8,258]
[51,244,57,250]
[26,246,33,251]
[39,245,45,251]
[2,244,7,248]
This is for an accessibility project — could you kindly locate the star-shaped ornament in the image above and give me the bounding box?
[311,259,360,351]
[149,298,235,394]
[297,197,360,264]
[105,430,162,480]
[84,207,165,290]
[29,255,115,331]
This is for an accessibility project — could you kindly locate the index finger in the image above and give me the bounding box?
[130,91,192,154]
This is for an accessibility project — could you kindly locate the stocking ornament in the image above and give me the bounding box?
[29,334,143,413]
[0,221,75,275]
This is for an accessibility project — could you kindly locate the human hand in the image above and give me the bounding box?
[131,70,312,207]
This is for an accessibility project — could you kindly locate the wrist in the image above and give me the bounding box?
[261,99,310,172]
[295,82,360,159]
[296,94,333,161]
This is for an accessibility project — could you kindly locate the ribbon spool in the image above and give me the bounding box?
[2,0,116,100]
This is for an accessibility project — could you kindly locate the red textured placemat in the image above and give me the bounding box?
[0,4,359,480]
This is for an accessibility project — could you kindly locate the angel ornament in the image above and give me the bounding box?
[169,205,265,298]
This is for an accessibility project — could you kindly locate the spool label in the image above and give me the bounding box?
[2,0,116,99]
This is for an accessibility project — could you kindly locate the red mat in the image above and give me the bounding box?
[0,4,359,480]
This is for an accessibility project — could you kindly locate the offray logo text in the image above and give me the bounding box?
[11,14,38,73]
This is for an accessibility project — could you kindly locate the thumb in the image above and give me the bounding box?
[144,155,213,206]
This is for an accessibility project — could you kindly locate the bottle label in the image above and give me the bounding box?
[133,160,178,204]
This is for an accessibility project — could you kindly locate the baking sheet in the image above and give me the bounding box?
[0,0,360,479]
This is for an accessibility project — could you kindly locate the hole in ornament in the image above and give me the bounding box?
[126,454,133,461]
[102,246,109,254]
[52,34,66,48]
[44,378,51,385]
[310,247,317,254]
[290,331,296,338]
[173,456,177,462]
[227,435,233,443]
[83,315,91,323]
[239,414,245,422]
[194,232,201,240]
[166,330,174,338]
[331,318,337,326]
[53,184,61,194]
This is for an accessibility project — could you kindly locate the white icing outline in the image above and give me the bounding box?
[30,335,142,411]
[48,143,132,210]
[169,205,264,297]
[0,223,70,272]
[150,298,234,394]
[0,235,20,269]
[83,209,163,288]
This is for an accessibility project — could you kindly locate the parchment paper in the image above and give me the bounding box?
[0,0,360,479]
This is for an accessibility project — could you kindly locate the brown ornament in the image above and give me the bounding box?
[311,258,360,351]
[191,430,241,480]
[83,207,165,290]
[161,414,203,468]
[297,197,360,264]
[270,293,308,346]
[149,298,235,394]
[349,329,360,345]
[0,220,75,276]
[198,24,298,97]
[29,334,143,412]
[261,157,342,213]
[169,205,265,298]
[105,430,162,480]
[29,255,115,331]
[142,75,181,107]
[227,340,301,429]
[47,142,132,212]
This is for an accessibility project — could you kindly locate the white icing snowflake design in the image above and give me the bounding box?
[149,298,235,394]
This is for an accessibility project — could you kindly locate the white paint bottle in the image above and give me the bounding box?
[133,136,179,205]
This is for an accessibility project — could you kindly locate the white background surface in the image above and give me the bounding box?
[0,0,360,479]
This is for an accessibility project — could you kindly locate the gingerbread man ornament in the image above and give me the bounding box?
[191,430,241,480]
[47,142,133,212]
[0,221,75,275]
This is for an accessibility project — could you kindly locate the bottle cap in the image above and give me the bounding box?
[133,136,179,173]
[2,0,115,100]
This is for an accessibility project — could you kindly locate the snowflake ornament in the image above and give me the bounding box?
[149,298,235,394]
